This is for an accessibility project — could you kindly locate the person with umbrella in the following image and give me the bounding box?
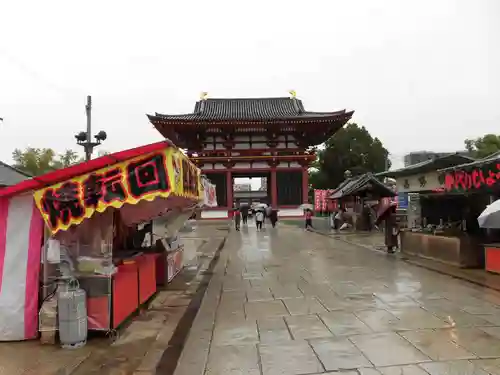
[241,204,249,225]
[255,209,265,231]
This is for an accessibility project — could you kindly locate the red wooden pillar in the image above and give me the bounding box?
[302,168,309,203]
[226,170,233,208]
[271,168,278,208]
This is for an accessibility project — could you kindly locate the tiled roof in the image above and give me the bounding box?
[149,97,353,121]
[0,161,31,186]
[329,173,395,200]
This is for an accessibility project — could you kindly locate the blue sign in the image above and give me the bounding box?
[397,193,409,209]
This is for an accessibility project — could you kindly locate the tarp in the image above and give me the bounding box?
[32,146,202,234]
[0,194,43,341]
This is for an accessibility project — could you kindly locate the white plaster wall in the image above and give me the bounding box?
[253,143,267,149]
[235,162,251,169]
[395,171,442,193]
[252,136,267,142]
[252,162,268,168]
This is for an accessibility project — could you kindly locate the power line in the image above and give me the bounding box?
[0,49,84,97]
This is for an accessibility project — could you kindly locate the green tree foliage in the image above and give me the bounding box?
[465,134,500,159]
[309,123,390,189]
[12,148,82,176]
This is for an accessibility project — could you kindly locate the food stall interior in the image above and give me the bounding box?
[46,199,197,331]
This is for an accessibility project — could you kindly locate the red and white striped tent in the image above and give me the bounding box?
[0,141,176,341]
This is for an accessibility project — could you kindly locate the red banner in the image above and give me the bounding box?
[314,189,322,210]
[321,190,328,210]
[314,189,330,211]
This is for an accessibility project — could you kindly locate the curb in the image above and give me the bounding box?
[133,234,227,375]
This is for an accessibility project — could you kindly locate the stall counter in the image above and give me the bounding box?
[400,230,484,268]
[78,262,140,331]
[484,244,500,274]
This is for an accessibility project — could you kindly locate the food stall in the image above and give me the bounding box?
[0,140,216,340]
[438,152,500,271]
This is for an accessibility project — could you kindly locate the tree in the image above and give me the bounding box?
[309,123,390,189]
[12,148,82,176]
[465,134,500,159]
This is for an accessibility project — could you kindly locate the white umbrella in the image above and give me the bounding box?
[299,203,314,210]
[478,199,500,228]
[255,203,268,209]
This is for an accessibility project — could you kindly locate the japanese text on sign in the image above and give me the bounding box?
[444,164,500,192]
[34,148,202,234]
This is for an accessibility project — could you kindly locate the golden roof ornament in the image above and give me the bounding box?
[289,90,297,99]
[200,92,208,100]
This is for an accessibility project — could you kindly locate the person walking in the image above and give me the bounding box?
[375,203,398,253]
[234,208,241,231]
[241,205,249,225]
[255,210,264,231]
[305,209,313,230]
[333,208,344,230]
[269,209,278,228]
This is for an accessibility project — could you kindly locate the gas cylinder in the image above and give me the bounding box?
[57,278,87,349]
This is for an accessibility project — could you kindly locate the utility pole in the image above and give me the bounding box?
[85,96,92,161]
[75,95,107,161]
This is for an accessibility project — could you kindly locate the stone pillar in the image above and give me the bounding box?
[302,168,309,203]
[226,170,233,208]
[271,168,278,208]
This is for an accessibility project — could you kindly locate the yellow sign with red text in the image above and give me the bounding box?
[33,148,202,234]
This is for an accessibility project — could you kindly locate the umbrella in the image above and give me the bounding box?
[255,203,268,209]
[299,203,314,210]
[478,199,500,228]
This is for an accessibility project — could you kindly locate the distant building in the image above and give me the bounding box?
[403,151,471,167]
[259,177,267,191]
[234,183,251,192]
[0,161,30,188]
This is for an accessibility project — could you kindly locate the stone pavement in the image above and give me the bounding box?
[173,223,500,375]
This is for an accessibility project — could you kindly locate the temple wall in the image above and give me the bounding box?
[201,162,303,170]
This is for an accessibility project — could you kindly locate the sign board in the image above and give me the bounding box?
[444,164,500,193]
[167,248,184,282]
[34,148,202,234]
[397,193,409,209]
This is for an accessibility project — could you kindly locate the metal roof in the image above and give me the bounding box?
[0,161,31,187]
[439,151,500,172]
[149,97,353,122]
[377,153,475,178]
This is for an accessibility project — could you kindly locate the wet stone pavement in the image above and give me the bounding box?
[174,224,500,375]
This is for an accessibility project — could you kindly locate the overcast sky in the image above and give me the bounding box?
[1,0,499,169]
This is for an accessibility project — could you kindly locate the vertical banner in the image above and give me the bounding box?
[321,190,328,211]
[314,190,321,211]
